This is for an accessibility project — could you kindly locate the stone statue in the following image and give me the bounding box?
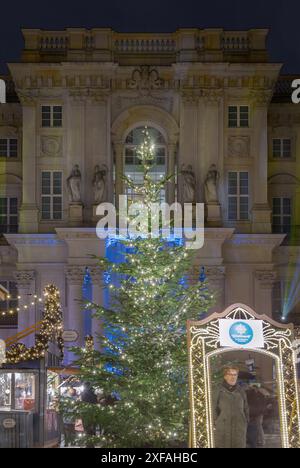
[93,164,108,204]
[204,164,220,204]
[181,164,196,204]
[67,165,82,203]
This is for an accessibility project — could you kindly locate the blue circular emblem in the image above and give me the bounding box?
[229,321,254,346]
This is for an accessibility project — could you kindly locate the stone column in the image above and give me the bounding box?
[90,266,104,351]
[254,270,277,317]
[251,90,273,233]
[65,266,85,353]
[114,141,124,210]
[205,266,226,313]
[202,91,223,226]
[14,270,36,347]
[19,96,39,233]
[166,142,177,205]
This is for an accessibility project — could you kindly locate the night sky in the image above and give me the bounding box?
[0,0,299,74]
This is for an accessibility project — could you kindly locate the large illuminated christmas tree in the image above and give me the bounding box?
[64,128,214,448]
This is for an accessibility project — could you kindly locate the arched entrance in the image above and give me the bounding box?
[187,304,300,448]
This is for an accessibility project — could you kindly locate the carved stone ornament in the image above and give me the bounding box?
[228,136,250,158]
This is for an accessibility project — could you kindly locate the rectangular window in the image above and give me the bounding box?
[272,139,292,159]
[0,139,18,158]
[41,171,62,220]
[0,198,18,233]
[42,106,62,128]
[0,281,18,327]
[228,106,249,128]
[228,172,249,221]
[272,198,292,234]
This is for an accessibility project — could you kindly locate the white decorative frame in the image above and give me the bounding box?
[188,303,300,448]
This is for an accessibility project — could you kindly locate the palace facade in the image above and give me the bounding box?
[0,28,299,364]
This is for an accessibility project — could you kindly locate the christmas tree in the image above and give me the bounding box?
[62,128,214,448]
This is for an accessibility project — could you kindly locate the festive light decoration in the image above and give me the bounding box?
[5,285,64,364]
[0,292,44,317]
[188,304,300,449]
[62,127,214,448]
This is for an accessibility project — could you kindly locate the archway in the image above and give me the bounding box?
[187,303,300,448]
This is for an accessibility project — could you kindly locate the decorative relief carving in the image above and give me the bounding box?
[41,136,62,157]
[127,66,164,95]
[14,270,35,288]
[228,136,250,158]
[65,266,86,285]
[249,88,274,106]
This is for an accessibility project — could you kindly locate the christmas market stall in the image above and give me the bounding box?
[0,285,64,448]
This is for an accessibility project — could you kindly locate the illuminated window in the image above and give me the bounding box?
[0,281,18,327]
[124,127,167,202]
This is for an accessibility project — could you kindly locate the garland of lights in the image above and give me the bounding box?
[5,284,64,364]
[0,293,44,317]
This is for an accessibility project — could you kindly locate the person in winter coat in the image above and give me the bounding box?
[213,366,249,448]
[246,384,267,448]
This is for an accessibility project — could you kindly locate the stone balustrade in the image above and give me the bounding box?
[20,28,268,64]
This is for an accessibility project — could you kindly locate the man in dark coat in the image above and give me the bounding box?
[213,366,249,448]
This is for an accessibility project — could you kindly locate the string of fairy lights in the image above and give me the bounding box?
[0,292,46,317]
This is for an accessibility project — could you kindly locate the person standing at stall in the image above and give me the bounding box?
[62,387,78,447]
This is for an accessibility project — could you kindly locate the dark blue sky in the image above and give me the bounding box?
[0,0,299,73]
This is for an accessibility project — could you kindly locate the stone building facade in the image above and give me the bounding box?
[0,28,299,364]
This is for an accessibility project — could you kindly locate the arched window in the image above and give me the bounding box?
[124,126,167,202]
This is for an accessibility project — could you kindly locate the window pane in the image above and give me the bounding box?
[53,197,62,220]
[283,139,291,158]
[228,172,238,195]
[283,198,291,214]
[0,139,8,157]
[9,198,18,215]
[9,139,18,158]
[42,172,51,195]
[239,106,249,127]
[53,172,62,195]
[240,197,249,220]
[53,106,62,127]
[42,106,51,127]
[228,106,238,127]
[239,172,249,195]
[0,198,7,215]
[228,197,237,220]
[42,197,51,220]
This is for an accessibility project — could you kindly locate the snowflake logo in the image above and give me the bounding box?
[235,324,247,335]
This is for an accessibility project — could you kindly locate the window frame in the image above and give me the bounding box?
[272,197,292,234]
[0,280,18,328]
[272,138,292,159]
[41,105,63,128]
[228,105,250,128]
[227,171,250,221]
[41,171,63,221]
[0,138,18,158]
[0,197,18,233]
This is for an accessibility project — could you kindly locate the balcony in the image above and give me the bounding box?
[20,28,269,65]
